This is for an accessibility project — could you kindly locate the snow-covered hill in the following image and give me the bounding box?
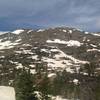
[0,27,100,74]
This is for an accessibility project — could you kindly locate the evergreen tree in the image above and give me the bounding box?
[94,75,100,100]
[14,68,37,100]
[84,62,96,76]
[36,72,51,100]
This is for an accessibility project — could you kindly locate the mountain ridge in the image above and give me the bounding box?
[0,26,100,99]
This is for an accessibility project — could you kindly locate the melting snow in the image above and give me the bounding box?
[46,39,82,47]
[85,32,89,34]
[50,49,59,52]
[29,64,35,68]
[66,40,82,47]
[83,37,86,42]
[73,79,79,85]
[47,39,67,44]
[57,49,88,64]
[90,44,97,47]
[9,61,19,64]
[30,69,36,74]
[0,56,5,58]
[52,96,68,100]
[16,63,23,69]
[48,73,56,78]
[87,48,100,52]
[31,55,38,60]
[22,50,34,54]
[37,29,45,32]
[34,91,43,100]
[27,30,33,33]
[41,48,50,53]
[68,30,72,34]
[75,28,83,32]
[15,39,22,42]
[0,39,3,42]
[12,29,24,35]
[14,51,22,54]
[22,44,32,46]
[42,56,73,73]
[92,33,100,36]
[0,40,20,50]
[62,29,67,32]
[0,31,9,35]
[87,39,90,42]
[15,49,34,54]
[41,48,88,73]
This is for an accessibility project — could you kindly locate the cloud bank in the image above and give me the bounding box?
[0,0,100,31]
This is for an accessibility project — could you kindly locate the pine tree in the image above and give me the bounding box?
[84,62,96,76]
[14,68,37,100]
[41,75,51,100]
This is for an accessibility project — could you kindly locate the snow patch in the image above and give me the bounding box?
[27,30,33,33]
[87,48,100,52]
[90,44,97,47]
[87,39,90,42]
[12,29,24,35]
[46,39,82,47]
[0,56,5,58]
[73,28,83,32]
[0,40,20,50]
[56,49,88,64]
[16,63,23,69]
[29,64,35,68]
[37,29,45,32]
[15,49,34,55]
[48,73,56,78]
[85,32,89,34]
[41,48,88,73]
[92,33,100,36]
[62,29,67,32]
[50,49,59,52]
[22,44,32,46]
[30,69,36,74]
[41,48,50,53]
[9,61,19,64]
[46,39,67,44]
[67,40,82,47]
[31,55,38,60]
[52,96,67,100]
[83,37,86,42]
[0,31,9,35]
[73,79,79,85]
[68,30,72,34]
[15,39,21,42]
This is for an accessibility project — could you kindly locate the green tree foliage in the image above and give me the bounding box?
[53,70,80,99]
[14,68,37,100]
[94,75,100,100]
[84,62,96,76]
[35,72,51,100]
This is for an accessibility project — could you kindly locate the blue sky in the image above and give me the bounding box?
[0,0,100,32]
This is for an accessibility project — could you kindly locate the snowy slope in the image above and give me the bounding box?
[0,27,100,100]
[12,29,24,34]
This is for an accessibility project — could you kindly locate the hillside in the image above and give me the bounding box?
[0,27,100,100]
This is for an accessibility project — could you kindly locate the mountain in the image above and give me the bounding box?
[0,27,100,100]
